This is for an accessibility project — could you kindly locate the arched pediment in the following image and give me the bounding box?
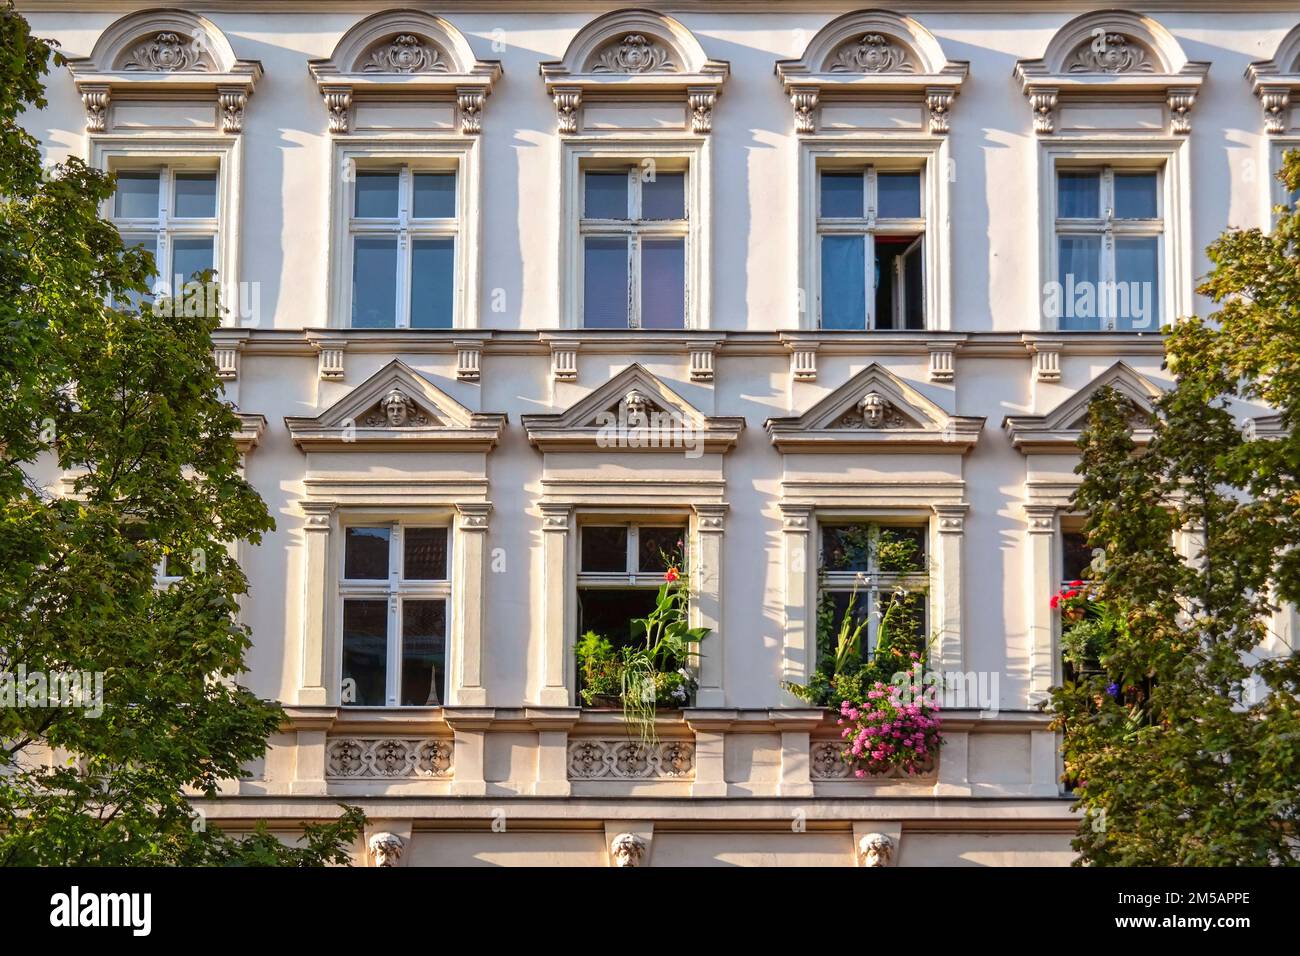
[1003,362,1165,453]
[540,9,728,134]
[309,11,502,134]
[1246,23,1300,134]
[1014,11,1208,134]
[284,359,506,452]
[765,364,984,453]
[65,8,262,133]
[775,10,968,134]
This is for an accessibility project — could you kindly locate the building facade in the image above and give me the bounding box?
[19,0,1300,866]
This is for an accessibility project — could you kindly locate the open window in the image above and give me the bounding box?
[818,522,928,662]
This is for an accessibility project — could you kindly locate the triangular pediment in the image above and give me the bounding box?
[765,364,983,453]
[1004,362,1165,452]
[285,359,505,451]
[522,364,743,453]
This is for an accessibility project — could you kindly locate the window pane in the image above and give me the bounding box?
[412,172,456,218]
[878,172,921,219]
[114,171,161,219]
[582,237,629,328]
[1062,531,1093,582]
[820,235,866,330]
[581,526,627,572]
[410,238,454,329]
[642,172,685,220]
[880,526,927,570]
[354,171,400,219]
[639,527,685,573]
[342,599,387,706]
[344,526,390,580]
[584,172,628,219]
[1115,237,1160,331]
[820,172,863,218]
[828,590,874,659]
[1114,172,1158,219]
[404,527,448,581]
[401,600,446,707]
[174,172,217,219]
[641,238,685,329]
[822,525,872,572]
[171,237,214,286]
[352,237,398,328]
[1057,171,1100,219]
[1056,235,1102,331]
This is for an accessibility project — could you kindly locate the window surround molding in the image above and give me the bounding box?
[1004,362,1166,703]
[1034,139,1191,331]
[524,364,741,709]
[1268,138,1300,222]
[66,10,261,135]
[540,8,729,135]
[1013,10,1208,136]
[767,364,980,698]
[1247,23,1300,136]
[286,359,504,710]
[92,138,244,328]
[326,139,482,331]
[308,11,501,135]
[796,138,953,331]
[559,139,711,330]
[775,9,968,136]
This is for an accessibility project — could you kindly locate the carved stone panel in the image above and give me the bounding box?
[567,739,695,780]
[326,737,454,779]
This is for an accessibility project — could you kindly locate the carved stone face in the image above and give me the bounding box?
[381,389,411,427]
[368,832,405,867]
[624,389,652,422]
[859,391,889,428]
[857,833,894,867]
[610,832,647,867]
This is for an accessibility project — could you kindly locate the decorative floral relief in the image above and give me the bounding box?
[811,740,933,780]
[1066,33,1155,74]
[326,737,453,779]
[567,739,695,779]
[830,391,915,430]
[360,387,434,428]
[827,34,916,74]
[361,34,450,74]
[589,34,678,74]
[121,31,214,72]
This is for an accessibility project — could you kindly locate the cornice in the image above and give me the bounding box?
[18,1,1300,13]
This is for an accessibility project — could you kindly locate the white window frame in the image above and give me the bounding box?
[93,139,242,326]
[1052,163,1164,331]
[329,139,480,330]
[815,164,927,331]
[576,521,687,589]
[1268,138,1300,225]
[1038,140,1189,332]
[561,139,708,329]
[818,521,930,658]
[339,521,453,708]
[798,139,950,331]
[108,162,220,295]
[578,164,690,329]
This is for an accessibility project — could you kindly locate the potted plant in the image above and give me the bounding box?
[574,564,710,745]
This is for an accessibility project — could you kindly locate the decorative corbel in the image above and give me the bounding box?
[553,87,581,135]
[790,86,818,134]
[457,87,485,135]
[1167,87,1196,135]
[455,340,483,382]
[687,87,716,135]
[927,343,955,384]
[689,343,717,383]
[549,339,579,383]
[1259,86,1290,136]
[310,336,347,381]
[789,342,818,383]
[925,86,953,134]
[80,85,111,133]
[322,85,352,134]
[217,86,247,134]
[1028,88,1057,135]
[1030,340,1063,384]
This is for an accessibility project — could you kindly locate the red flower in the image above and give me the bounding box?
[665,567,681,583]
[1050,594,1061,609]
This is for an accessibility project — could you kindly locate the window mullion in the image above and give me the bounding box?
[387,523,401,705]
[627,525,638,583]
[397,167,412,329]
[628,231,641,329]
[864,230,875,330]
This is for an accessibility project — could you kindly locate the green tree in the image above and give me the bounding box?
[1053,152,1300,866]
[0,5,362,865]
